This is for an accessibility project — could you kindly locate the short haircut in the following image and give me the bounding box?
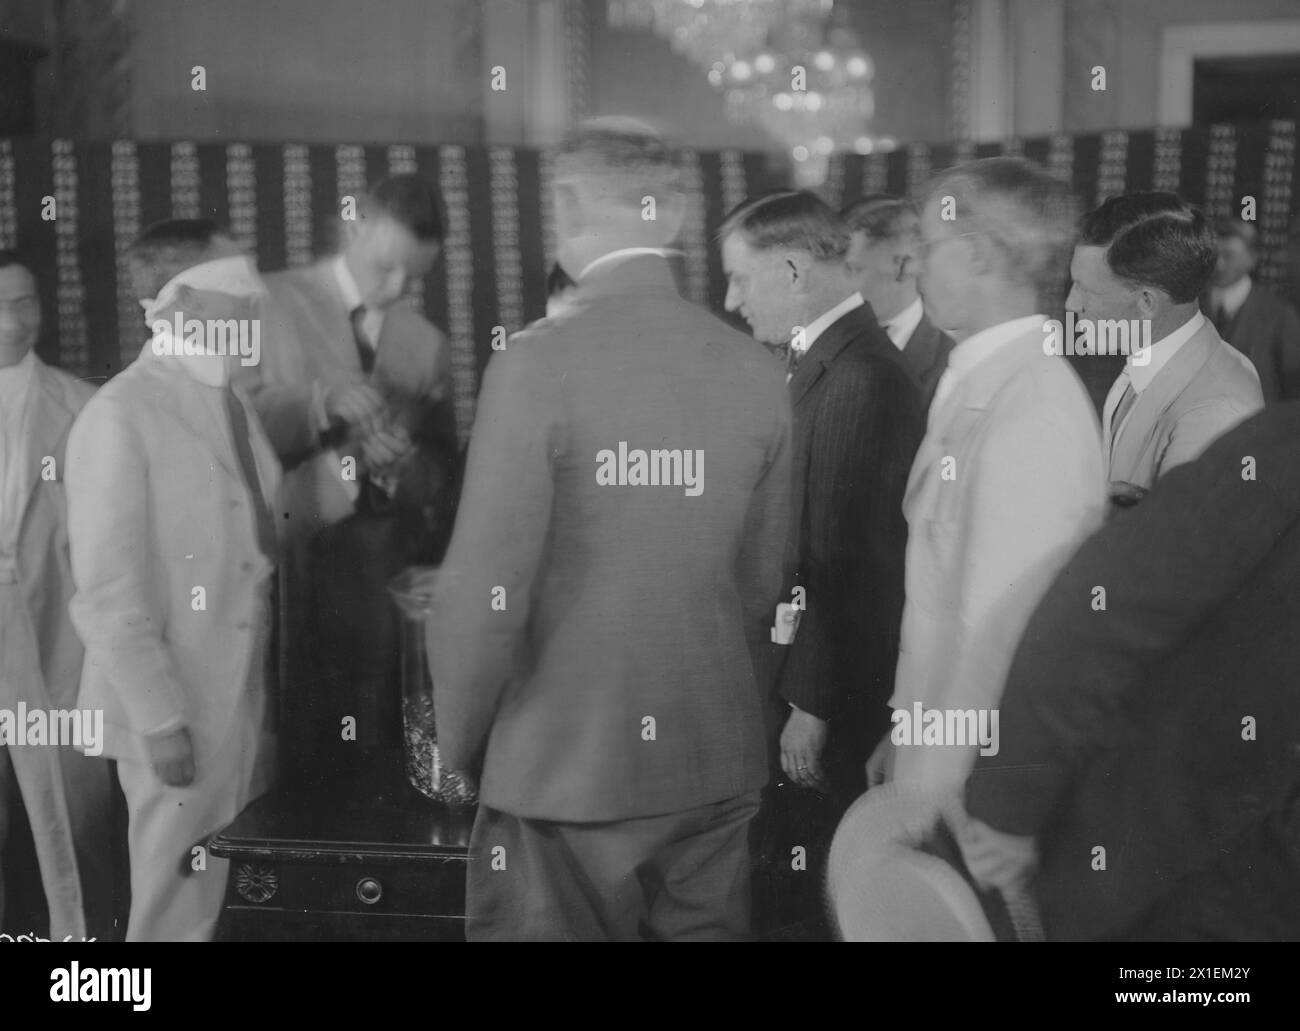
[128,218,228,299]
[363,174,444,243]
[0,249,34,278]
[842,194,921,244]
[718,189,850,262]
[554,116,681,207]
[546,262,576,298]
[1078,192,1217,304]
[1213,215,1259,254]
[924,157,1079,300]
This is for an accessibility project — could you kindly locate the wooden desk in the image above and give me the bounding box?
[210,759,475,941]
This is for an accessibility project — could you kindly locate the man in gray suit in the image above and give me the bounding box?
[1067,193,1262,508]
[249,175,459,782]
[428,118,792,941]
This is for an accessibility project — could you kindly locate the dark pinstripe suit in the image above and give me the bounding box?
[769,301,925,796]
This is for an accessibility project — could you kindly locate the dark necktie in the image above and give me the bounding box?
[350,306,376,374]
[223,386,278,560]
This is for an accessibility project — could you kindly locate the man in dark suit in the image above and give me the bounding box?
[959,403,1300,940]
[1205,216,1300,403]
[843,194,954,410]
[248,175,461,782]
[721,191,924,808]
[428,118,792,941]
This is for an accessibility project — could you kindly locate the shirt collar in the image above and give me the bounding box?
[333,254,364,313]
[577,247,679,282]
[944,313,1045,385]
[1211,276,1252,319]
[137,334,231,389]
[795,292,865,353]
[0,347,38,402]
[884,296,924,350]
[1127,310,1203,393]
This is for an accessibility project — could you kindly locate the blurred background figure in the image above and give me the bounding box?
[250,175,461,787]
[1204,216,1300,404]
[0,250,113,941]
[842,194,953,411]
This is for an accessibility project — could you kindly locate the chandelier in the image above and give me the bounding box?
[606,0,885,184]
[606,0,832,71]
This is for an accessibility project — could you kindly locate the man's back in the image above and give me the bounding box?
[967,403,1300,939]
[430,255,791,822]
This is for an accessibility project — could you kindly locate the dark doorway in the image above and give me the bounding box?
[1193,55,1300,124]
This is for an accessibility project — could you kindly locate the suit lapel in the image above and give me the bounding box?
[144,358,244,484]
[789,306,870,409]
[1111,322,1217,480]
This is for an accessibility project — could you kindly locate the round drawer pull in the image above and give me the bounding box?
[356,877,383,905]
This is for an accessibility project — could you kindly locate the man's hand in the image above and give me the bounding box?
[780,706,830,791]
[145,727,196,787]
[865,733,894,788]
[359,426,412,477]
[323,380,386,440]
[954,813,1038,893]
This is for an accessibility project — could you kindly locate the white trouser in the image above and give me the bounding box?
[117,609,276,943]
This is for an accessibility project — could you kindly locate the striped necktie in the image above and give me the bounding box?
[223,386,278,560]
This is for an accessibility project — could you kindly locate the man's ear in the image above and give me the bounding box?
[783,250,813,291]
[894,251,913,282]
[1135,285,1163,319]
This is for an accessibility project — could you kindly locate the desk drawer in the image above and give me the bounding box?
[227,857,468,919]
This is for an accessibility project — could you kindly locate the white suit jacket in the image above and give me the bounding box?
[65,348,281,766]
[890,325,1105,792]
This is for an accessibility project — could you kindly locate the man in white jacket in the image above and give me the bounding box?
[874,158,1105,799]
[65,219,280,941]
